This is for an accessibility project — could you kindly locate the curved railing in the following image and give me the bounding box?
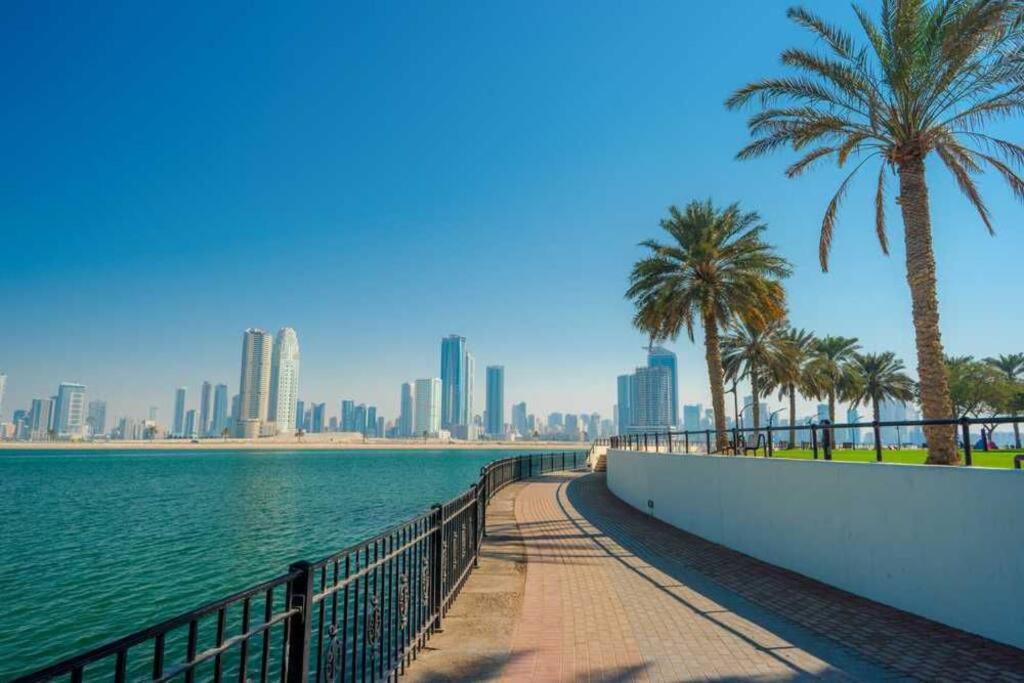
[14,450,585,683]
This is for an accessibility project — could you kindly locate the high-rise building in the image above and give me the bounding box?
[341,400,355,432]
[53,382,86,438]
[465,352,475,430]
[587,413,600,440]
[414,378,441,436]
[399,383,415,437]
[683,404,703,431]
[647,346,679,427]
[311,403,326,433]
[29,397,54,440]
[440,335,470,429]
[846,407,861,446]
[0,373,6,420]
[816,403,830,424]
[879,400,910,446]
[511,402,528,436]
[173,387,187,437]
[367,406,378,436]
[211,384,229,436]
[485,366,505,436]
[195,382,210,437]
[616,375,633,434]
[86,400,107,436]
[268,327,300,434]
[565,414,579,437]
[295,399,305,432]
[353,404,368,435]
[184,409,198,439]
[630,366,672,430]
[548,412,564,430]
[238,328,273,434]
[376,416,385,439]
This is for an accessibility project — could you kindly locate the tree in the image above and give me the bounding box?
[771,327,819,447]
[808,336,861,446]
[721,317,790,437]
[727,1,1024,464]
[984,353,1024,447]
[848,352,916,423]
[627,200,791,451]
[945,356,1015,444]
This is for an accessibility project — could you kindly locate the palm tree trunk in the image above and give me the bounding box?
[751,369,761,433]
[703,310,729,452]
[827,392,836,449]
[1014,420,1021,449]
[898,158,958,464]
[788,384,796,448]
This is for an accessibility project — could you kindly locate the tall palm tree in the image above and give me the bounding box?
[848,352,917,424]
[771,327,818,447]
[809,335,861,445]
[627,200,792,451]
[984,352,1024,446]
[726,1,1024,465]
[721,317,790,436]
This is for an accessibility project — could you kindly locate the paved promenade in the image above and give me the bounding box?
[411,472,1024,681]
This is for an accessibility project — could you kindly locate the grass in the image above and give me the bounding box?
[761,448,1021,469]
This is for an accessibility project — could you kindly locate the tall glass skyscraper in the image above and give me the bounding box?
[198,382,212,437]
[440,335,469,430]
[414,378,441,436]
[630,366,672,430]
[647,346,679,427]
[238,328,273,434]
[173,387,187,437]
[485,366,505,436]
[209,384,229,436]
[54,382,87,437]
[616,374,633,434]
[29,397,54,439]
[0,373,6,421]
[87,400,107,437]
[511,401,528,436]
[399,382,414,437]
[341,400,355,432]
[268,327,301,434]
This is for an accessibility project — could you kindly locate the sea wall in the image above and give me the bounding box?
[606,450,1024,648]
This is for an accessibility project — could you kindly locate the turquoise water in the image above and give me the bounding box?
[0,448,521,679]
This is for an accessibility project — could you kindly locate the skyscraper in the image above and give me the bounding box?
[0,373,6,420]
[238,328,273,434]
[311,403,326,433]
[647,346,679,427]
[399,382,415,437]
[211,384,229,436]
[414,378,441,436]
[616,375,633,434]
[587,413,600,440]
[683,404,703,431]
[87,400,107,436]
[173,387,187,437]
[184,409,198,438]
[29,397,54,440]
[268,327,300,434]
[295,399,305,432]
[816,403,830,423]
[367,406,378,436]
[465,352,475,431]
[341,400,355,432]
[54,382,87,437]
[631,366,672,429]
[511,402,528,436]
[846,407,861,446]
[199,381,212,437]
[485,366,505,437]
[440,335,469,429]
[353,404,368,435]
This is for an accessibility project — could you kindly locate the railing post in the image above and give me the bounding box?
[430,504,444,631]
[961,418,972,467]
[654,432,659,452]
[705,429,711,455]
[667,430,672,453]
[643,433,648,451]
[811,424,819,459]
[528,454,533,478]
[873,421,882,462]
[732,424,739,455]
[766,424,773,457]
[562,451,566,470]
[285,560,315,683]
[822,420,832,460]
[479,467,488,538]
[684,431,689,454]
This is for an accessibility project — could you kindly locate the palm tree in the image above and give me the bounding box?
[809,336,861,446]
[627,200,792,451]
[848,352,917,425]
[771,327,818,448]
[721,317,790,437]
[984,353,1024,446]
[726,1,1024,464]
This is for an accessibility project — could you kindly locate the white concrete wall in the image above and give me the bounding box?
[607,450,1024,649]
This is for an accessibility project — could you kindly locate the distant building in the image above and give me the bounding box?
[511,402,528,436]
[353,404,368,435]
[29,397,55,439]
[616,375,633,434]
[630,366,672,430]
[199,382,212,437]
[311,403,326,433]
[295,399,305,432]
[238,328,273,434]
[485,366,505,437]
[54,382,87,438]
[0,373,6,420]
[328,416,338,432]
[414,378,441,436]
[211,384,229,435]
[341,400,355,432]
[565,414,579,438]
[376,416,385,439]
[268,327,300,435]
[846,407,861,446]
[367,406,378,436]
[87,400,107,437]
[647,346,679,427]
[879,400,910,446]
[816,403,829,423]
[173,387,187,437]
[683,404,702,432]
[184,409,198,439]
[399,383,415,437]
[548,412,564,431]
[599,418,614,438]
[587,413,600,440]
[440,335,470,430]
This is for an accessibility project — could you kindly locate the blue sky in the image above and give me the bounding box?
[2,0,1022,424]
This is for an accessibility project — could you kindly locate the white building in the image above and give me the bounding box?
[54,382,87,438]
[268,327,300,434]
[414,378,441,436]
[238,328,273,435]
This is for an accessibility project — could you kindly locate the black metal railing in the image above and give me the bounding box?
[596,415,1024,467]
[15,451,584,683]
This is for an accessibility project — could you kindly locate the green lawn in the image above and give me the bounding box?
[760,448,1021,469]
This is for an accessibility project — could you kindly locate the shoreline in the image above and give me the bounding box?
[0,438,590,452]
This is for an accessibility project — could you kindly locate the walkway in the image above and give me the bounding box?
[411,472,1024,681]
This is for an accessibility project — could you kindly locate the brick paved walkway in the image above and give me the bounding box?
[501,472,1024,682]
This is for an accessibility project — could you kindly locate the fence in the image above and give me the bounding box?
[596,415,1024,467]
[15,451,585,683]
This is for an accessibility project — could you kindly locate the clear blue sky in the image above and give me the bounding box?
[2,0,1021,424]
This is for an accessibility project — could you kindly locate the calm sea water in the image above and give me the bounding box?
[0,448,520,679]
